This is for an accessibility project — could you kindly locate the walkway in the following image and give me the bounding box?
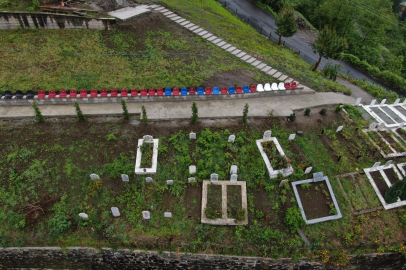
[0,92,356,119]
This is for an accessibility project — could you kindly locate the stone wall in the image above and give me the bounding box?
[0,247,405,269]
[0,12,116,30]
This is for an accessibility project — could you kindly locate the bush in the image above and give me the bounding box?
[141,105,148,125]
[320,108,327,115]
[121,99,129,120]
[242,103,249,124]
[73,102,85,122]
[288,113,296,121]
[191,102,198,124]
[304,108,311,116]
[32,101,44,123]
[107,134,117,141]
[284,206,304,233]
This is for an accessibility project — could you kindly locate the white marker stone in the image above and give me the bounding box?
[230,165,238,174]
[167,180,174,185]
[336,126,343,133]
[228,135,236,143]
[90,174,99,180]
[369,123,377,130]
[146,177,153,183]
[372,162,381,170]
[189,132,196,139]
[142,211,150,219]
[143,135,153,143]
[355,97,362,105]
[189,165,196,175]
[263,130,272,141]
[288,134,296,140]
[111,207,120,217]
[121,174,129,182]
[304,167,313,174]
[370,99,376,106]
[188,177,196,183]
[380,99,387,105]
[230,174,238,183]
[279,179,289,187]
[384,160,393,167]
[210,173,219,182]
[78,213,88,219]
[394,98,400,105]
[164,212,172,218]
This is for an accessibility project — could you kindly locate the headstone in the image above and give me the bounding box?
[288,134,296,140]
[297,131,303,135]
[384,160,393,167]
[370,99,376,106]
[90,174,99,180]
[78,213,88,219]
[380,99,387,105]
[111,207,120,217]
[304,167,312,174]
[167,180,174,185]
[369,123,377,130]
[313,172,324,182]
[355,97,362,105]
[188,177,196,183]
[394,98,400,105]
[143,135,153,143]
[146,177,153,183]
[279,179,289,187]
[164,212,172,218]
[230,165,238,174]
[372,162,381,170]
[210,173,219,182]
[230,174,238,183]
[189,132,196,139]
[189,165,196,175]
[263,130,272,141]
[228,135,236,143]
[378,123,385,129]
[142,211,150,219]
[336,126,343,133]
[121,174,129,182]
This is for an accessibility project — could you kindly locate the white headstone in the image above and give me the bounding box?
[394,98,400,105]
[210,173,219,182]
[78,213,88,219]
[230,165,238,174]
[384,160,393,167]
[189,165,196,175]
[230,174,238,183]
[189,132,196,139]
[369,123,377,130]
[111,207,120,217]
[142,211,150,219]
[355,97,362,105]
[288,134,296,140]
[167,180,174,185]
[336,126,343,133]
[380,99,387,105]
[121,174,129,182]
[304,167,313,174]
[188,177,196,183]
[378,123,385,129]
[228,135,236,143]
[372,162,381,170]
[279,179,289,187]
[370,99,376,106]
[313,172,324,182]
[143,135,153,143]
[90,174,99,180]
[263,130,272,141]
[164,212,172,218]
[146,177,153,183]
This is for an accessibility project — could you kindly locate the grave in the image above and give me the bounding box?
[121,174,129,182]
[230,165,237,174]
[304,167,313,174]
[230,174,238,183]
[135,136,159,175]
[164,212,172,218]
[111,207,120,217]
[363,128,406,158]
[143,135,153,142]
[189,132,196,139]
[90,174,99,180]
[263,130,272,141]
[167,180,174,185]
[78,213,88,219]
[210,173,219,182]
[142,211,150,219]
[288,134,296,140]
[189,165,196,175]
[228,135,236,143]
[146,177,153,183]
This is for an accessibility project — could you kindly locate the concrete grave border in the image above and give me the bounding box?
[135,138,159,175]
[364,163,406,210]
[256,138,293,179]
[291,176,342,225]
[397,162,406,177]
[363,129,406,158]
[360,103,406,129]
[201,180,248,226]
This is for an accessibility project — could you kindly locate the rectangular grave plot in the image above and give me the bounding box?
[205,184,223,220]
[370,170,390,196]
[227,185,243,221]
[256,138,293,179]
[135,139,159,175]
[339,176,369,211]
[378,130,406,153]
[365,131,392,156]
[356,174,381,209]
[370,107,396,125]
[381,106,403,123]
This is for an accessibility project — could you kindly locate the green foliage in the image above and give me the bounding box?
[73,102,85,122]
[385,180,406,203]
[26,0,40,11]
[301,182,310,190]
[284,206,304,233]
[170,181,186,197]
[121,99,130,120]
[32,101,44,123]
[275,7,298,45]
[319,108,327,115]
[335,105,343,113]
[103,153,134,177]
[288,112,296,121]
[106,134,117,141]
[141,105,148,125]
[321,62,341,81]
[191,102,198,124]
[242,103,249,123]
[304,108,311,116]
[48,195,72,235]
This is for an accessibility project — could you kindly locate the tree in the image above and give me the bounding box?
[73,102,85,122]
[242,103,249,124]
[191,102,198,124]
[121,99,130,120]
[385,180,406,203]
[311,26,347,71]
[275,7,298,45]
[141,105,148,125]
[32,102,45,123]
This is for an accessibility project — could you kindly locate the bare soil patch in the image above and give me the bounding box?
[370,171,389,196]
[382,168,400,185]
[296,181,334,220]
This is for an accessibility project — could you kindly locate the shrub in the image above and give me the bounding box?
[107,134,117,141]
[288,113,296,121]
[385,180,406,203]
[301,182,310,189]
[121,99,129,120]
[141,105,148,125]
[284,206,304,233]
[191,102,198,124]
[32,101,44,123]
[73,102,85,122]
[335,105,343,113]
[242,103,249,123]
[320,108,327,115]
[304,108,311,116]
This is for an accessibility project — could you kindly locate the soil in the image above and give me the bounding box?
[382,168,400,185]
[206,184,222,218]
[251,188,287,230]
[370,171,390,196]
[319,134,339,164]
[184,183,202,220]
[289,140,310,170]
[296,181,334,220]
[227,185,242,219]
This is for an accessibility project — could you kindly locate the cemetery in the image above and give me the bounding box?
[2,104,406,261]
[364,128,406,158]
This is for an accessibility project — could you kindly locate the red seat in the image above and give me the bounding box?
[250,85,257,93]
[131,89,138,97]
[236,86,243,94]
[90,89,98,97]
[285,83,292,90]
[59,90,67,98]
[148,88,156,96]
[189,87,196,95]
[205,87,212,95]
[69,90,77,98]
[173,88,180,95]
[157,88,164,96]
[140,88,148,96]
[80,89,87,98]
[220,87,228,95]
[121,89,128,97]
[100,89,108,97]
[38,90,46,99]
[111,89,118,97]
[48,90,56,98]
[291,82,298,89]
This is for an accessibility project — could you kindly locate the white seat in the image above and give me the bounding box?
[271,83,279,91]
[264,83,271,91]
[257,84,264,92]
[278,82,286,90]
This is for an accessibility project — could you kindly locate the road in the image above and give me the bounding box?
[222,0,402,95]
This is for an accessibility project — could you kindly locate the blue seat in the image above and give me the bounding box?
[165,88,172,96]
[197,87,205,95]
[213,87,220,95]
[243,85,250,93]
[228,86,236,94]
[181,87,188,96]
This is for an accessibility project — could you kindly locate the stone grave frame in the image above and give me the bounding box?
[291,176,342,225]
[256,135,294,179]
[201,180,248,225]
[134,137,159,175]
[362,129,406,158]
[397,162,406,177]
[364,163,406,210]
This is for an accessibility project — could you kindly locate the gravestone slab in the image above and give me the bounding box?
[167,180,174,185]
[78,213,88,219]
[394,98,400,105]
[263,130,272,141]
[355,97,362,105]
[372,162,381,170]
[313,172,324,182]
[121,174,129,182]
[228,135,236,143]
[142,211,150,219]
[297,131,303,135]
[288,134,296,140]
[143,135,153,143]
[189,132,196,139]
[90,174,99,180]
[146,177,153,183]
[164,212,172,218]
[304,167,312,174]
[189,165,196,175]
[370,99,376,106]
[380,99,387,105]
[336,126,343,133]
[385,160,393,167]
[210,173,219,182]
[279,179,289,187]
[230,174,238,183]
[111,207,120,217]
[230,165,238,174]
[188,177,196,183]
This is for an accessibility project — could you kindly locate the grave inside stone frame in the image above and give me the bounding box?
[228,135,236,143]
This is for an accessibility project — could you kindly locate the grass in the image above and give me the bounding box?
[205,184,223,219]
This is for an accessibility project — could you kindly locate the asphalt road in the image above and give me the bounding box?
[223,0,402,95]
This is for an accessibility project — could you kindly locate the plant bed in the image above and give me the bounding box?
[140,143,154,168]
[134,138,159,175]
[366,131,392,155]
[369,170,390,195]
[363,129,406,158]
[289,140,311,171]
[378,130,405,153]
[319,134,340,164]
[205,184,223,220]
[395,128,406,141]
[382,167,400,185]
[227,185,245,221]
